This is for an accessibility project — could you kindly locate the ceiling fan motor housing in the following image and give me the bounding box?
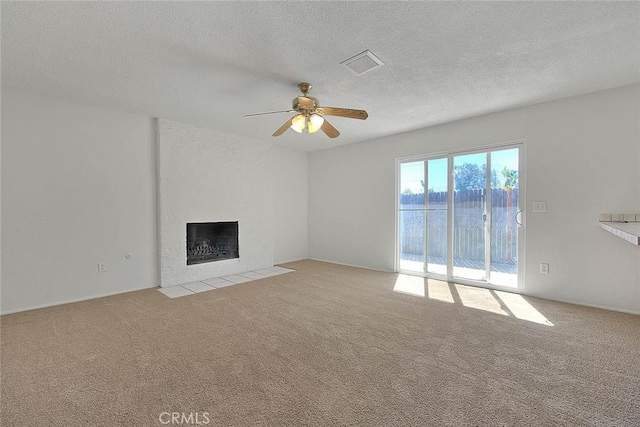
[292,96,318,114]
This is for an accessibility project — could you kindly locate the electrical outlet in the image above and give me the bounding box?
[97,262,107,273]
[533,201,547,212]
[539,263,549,274]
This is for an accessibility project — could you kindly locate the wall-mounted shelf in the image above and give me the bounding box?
[599,213,640,246]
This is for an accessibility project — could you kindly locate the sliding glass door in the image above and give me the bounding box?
[397,144,523,291]
[452,152,487,281]
[398,158,449,276]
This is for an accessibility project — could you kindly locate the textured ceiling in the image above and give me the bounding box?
[2,2,639,151]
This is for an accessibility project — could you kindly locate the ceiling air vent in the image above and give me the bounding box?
[341,50,384,76]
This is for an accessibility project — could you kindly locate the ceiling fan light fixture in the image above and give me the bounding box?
[290,114,306,133]
[291,113,324,134]
[308,114,324,134]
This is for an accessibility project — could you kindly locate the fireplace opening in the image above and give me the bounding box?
[186,222,239,265]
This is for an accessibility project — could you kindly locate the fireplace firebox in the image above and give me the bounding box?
[186,222,239,265]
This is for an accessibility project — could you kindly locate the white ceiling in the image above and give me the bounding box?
[2,2,639,151]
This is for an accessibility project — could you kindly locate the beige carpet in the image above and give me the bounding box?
[1,260,639,426]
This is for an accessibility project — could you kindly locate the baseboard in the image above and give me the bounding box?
[274,258,307,265]
[0,285,157,316]
[524,294,640,316]
[307,258,393,273]
[4,267,636,317]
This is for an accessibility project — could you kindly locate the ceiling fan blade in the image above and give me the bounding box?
[319,107,368,120]
[320,119,340,138]
[272,118,293,137]
[244,109,293,118]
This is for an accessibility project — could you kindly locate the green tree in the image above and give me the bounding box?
[501,167,518,189]
[454,163,500,190]
[454,163,484,190]
[491,169,500,188]
[501,167,518,263]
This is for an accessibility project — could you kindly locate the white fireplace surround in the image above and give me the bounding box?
[157,119,275,287]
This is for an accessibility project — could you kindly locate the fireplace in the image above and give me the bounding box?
[186,222,239,265]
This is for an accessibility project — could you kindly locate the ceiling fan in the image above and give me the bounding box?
[243,82,368,138]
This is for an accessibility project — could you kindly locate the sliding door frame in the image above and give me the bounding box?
[395,140,526,294]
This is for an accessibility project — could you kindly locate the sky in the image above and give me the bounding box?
[401,148,519,193]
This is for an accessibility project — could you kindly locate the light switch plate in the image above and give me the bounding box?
[533,201,547,212]
[539,263,549,274]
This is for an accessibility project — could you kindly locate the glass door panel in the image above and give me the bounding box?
[399,211,424,272]
[426,158,448,276]
[489,149,519,288]
[398,161,425,273]
[452,153,487,281]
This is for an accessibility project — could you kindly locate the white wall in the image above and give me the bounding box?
[157,120,308,287]
[0,90,308,311]
[1,88,158,314]
[309,84,640,313]
[273,145,308,264]
[0,89,3,311]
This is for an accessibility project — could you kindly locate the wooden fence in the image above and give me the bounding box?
[400,188,519,264]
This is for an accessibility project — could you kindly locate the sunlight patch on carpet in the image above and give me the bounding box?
[494,290,554,326]
[393,274,425,297]
[395,275,554,326]
[426,280,454,303]
[455,284,509,316]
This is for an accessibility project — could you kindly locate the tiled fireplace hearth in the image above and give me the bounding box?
[158,266,294,299]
